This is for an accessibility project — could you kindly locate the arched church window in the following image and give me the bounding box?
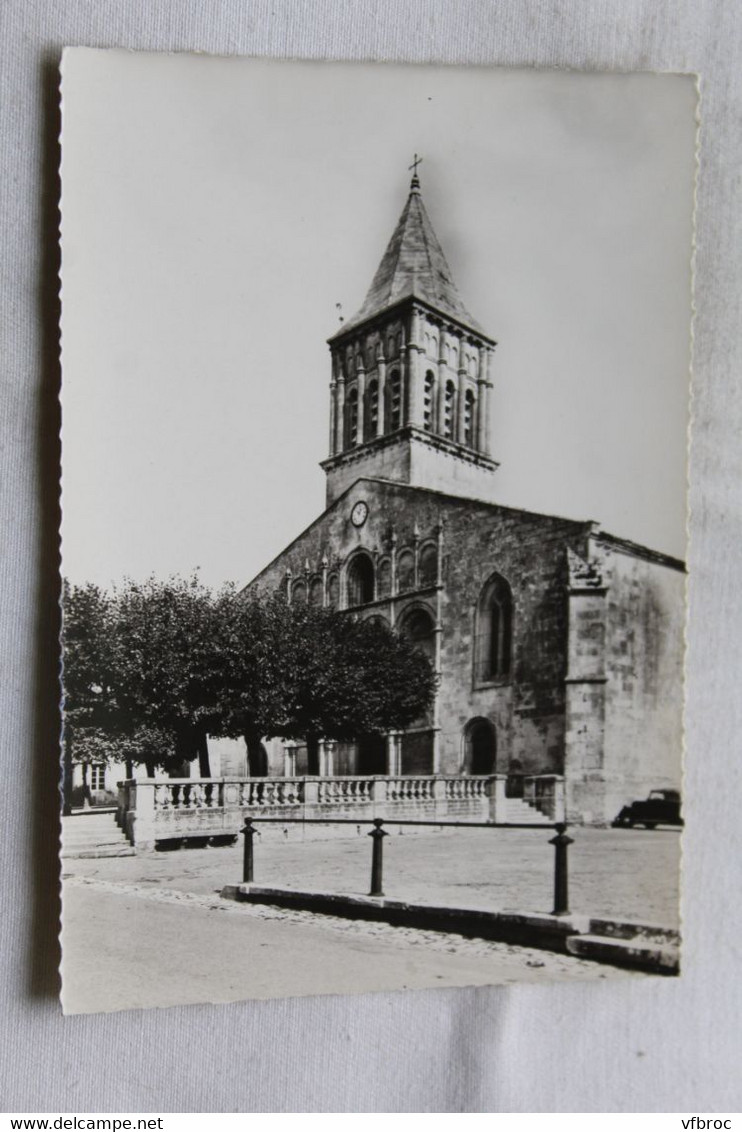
[292,579,307,605]
[475,573,513,683]
[418,544,438,587]
[388,370,402,431]
[327,573,340,609]
[396,549,414,593]
[443,381,456,439]
[345,387,359,447]
[399,607,436,664]
[423,371,436,431]
[366,379,379,440]
[346,553,375,606]
[463,389,476,446]
[377,558,392,598]
[309,577,324,606]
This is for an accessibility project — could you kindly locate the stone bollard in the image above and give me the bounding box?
[549,822,574,916]
[242,818,256,884]
[368,818,388,897]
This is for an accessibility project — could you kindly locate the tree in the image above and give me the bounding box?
[220,595,437,771]
[62,581,118,810]
[63,575,220,779]
[107,575,225,776]
[62,577,437,784]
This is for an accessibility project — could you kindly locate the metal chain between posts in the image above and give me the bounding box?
[368,818,388,897]
[550,822,574,915]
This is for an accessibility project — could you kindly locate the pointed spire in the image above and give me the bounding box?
[337,166,485,337]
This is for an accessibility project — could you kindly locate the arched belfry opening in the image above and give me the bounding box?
[346,552,375,606]
[463,718,496,775]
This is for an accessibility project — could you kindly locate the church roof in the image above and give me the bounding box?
[335,174,488,339]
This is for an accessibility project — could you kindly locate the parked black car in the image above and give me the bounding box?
[612,788,683,829]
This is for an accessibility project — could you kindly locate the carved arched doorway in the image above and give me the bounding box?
[463,717,496,775]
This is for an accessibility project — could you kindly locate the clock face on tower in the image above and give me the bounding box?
[350,500,369,528]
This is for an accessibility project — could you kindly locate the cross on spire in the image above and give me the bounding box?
[408,153,423,191]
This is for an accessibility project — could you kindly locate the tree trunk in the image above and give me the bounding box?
[306,733,320,777]
[196,730,211,778]
[81,762,92,808]
[244,729,267,777]
[125,759,134,778]
[145,760,156,777]
[62,733,74,816]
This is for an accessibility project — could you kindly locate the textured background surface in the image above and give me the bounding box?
[1,0,740,1113]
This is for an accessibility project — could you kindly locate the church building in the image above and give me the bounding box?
[220,165,685,826]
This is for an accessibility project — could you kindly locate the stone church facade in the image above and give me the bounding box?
[215,168,685,826]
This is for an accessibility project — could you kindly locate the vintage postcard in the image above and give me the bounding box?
[59,51,697,1013]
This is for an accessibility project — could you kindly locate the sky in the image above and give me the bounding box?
[60,53,697,589]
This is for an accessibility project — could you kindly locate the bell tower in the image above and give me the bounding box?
[322,163,499,506]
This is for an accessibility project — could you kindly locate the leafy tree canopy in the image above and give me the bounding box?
[62,575,437,776]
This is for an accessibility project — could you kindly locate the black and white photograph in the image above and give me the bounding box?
[59,52,696,1015]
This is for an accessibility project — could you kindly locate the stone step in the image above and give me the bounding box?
[502,798,553,824]
[566,932,679,974]
[61,815,133,858]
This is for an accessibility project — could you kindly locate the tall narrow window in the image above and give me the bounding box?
[309,577,324,606]
[377,558,392,598]
[463,389,476,446]
[418,544,438,587]
[423,371,435,431]
[292,579,308,605]
[327,573,340,609]
[388,370,402,431]
[345,387,359,447]
[396,549,414,593]
[366,379,379,440]
[475,573,513,682]
[443,380,456,439]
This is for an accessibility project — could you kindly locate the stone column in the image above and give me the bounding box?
[488,774,508,823]
[356,365,366,443]
[376,357,386,436]
[475,347,487,452]
[406,307,424,428]
[284,744,297,777]
[386,733,402,776]
[390,530,398,597]
[131,781,157,851]
[335,371,346,454]
[328,380,337,456]
[564,548,609,824]
[457,344,468,442]
[437,336,448,435]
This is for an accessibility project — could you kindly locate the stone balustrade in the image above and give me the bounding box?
[116,773,562,850]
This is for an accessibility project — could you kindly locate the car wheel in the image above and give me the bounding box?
[642,822,656,830]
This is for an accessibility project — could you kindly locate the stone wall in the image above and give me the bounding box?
[601,545,685,822]
[563,539,685,824]
[248,476,590,782]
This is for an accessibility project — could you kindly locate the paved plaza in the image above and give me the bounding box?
[65,822,681,926]
[60,822,679,1013]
